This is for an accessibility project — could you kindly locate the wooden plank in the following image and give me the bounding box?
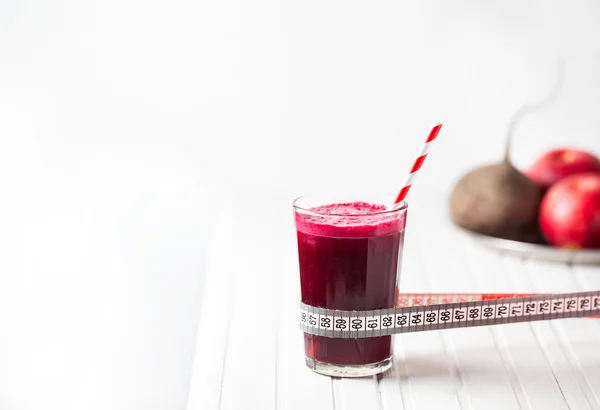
[465,244,571,409]
[572,264,600,289]
[395,331,463,410]
[572,263,600,408]
[277,224,334,410]
[336,377,382,410]
[412,209,521,410]
[379,349,406,410]
[219,205,280,410]
[186,209,236,410]
[525,260,600,408]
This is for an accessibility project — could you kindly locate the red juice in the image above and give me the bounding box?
[294,201,406,371]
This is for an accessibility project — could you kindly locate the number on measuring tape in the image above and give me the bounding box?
[468,307,480,321]
[300,311,307,325]
[453,308,466,322]
[483,306,494,318]
[396,313,408,328]
[439,309,451,323]
[593,296,600,309]
[308,313,318,327]
[510,302,523,317]
[538,301,550,314]
[366,316,380,330]
[525,301,537,315]
[381,315,393,328]
[580,296,592,311]
[425,311,437,324]
[335,317,349,331]
[410,311,423,326]
[552,299,564,313]
[319,315,332,329]
[350,317,365,331]
[566,297,577,312]
[497,304,508,317]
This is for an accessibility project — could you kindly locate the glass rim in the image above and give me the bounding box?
[292,194,408,217]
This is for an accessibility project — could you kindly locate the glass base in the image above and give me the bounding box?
[305,355,392,378]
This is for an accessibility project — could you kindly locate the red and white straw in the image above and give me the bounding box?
[393,122,443,205]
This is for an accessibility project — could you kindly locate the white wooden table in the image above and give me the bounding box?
[186,197,600,410]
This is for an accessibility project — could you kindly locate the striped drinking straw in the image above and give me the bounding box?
[393,122,443,206]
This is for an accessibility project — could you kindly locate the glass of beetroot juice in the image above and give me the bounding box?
[293,194,407,377]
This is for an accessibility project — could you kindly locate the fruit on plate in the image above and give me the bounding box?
[539,172,600,249]
[450,156,542,242]
[525,148,600,191]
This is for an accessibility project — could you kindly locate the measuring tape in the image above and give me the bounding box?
[299,290,600,339]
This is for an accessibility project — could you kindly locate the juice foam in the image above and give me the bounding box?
[294,202,405,238]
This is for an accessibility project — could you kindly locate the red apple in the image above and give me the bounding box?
[539,172,600,249]
[526,148,600,190]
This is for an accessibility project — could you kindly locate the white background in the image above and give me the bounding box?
[0,1,599,409]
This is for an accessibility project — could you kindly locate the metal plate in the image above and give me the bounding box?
[459,227,600,265]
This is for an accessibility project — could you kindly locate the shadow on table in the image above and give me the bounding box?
[389,341,600,380]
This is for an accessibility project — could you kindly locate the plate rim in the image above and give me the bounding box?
[455,225,600,265]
